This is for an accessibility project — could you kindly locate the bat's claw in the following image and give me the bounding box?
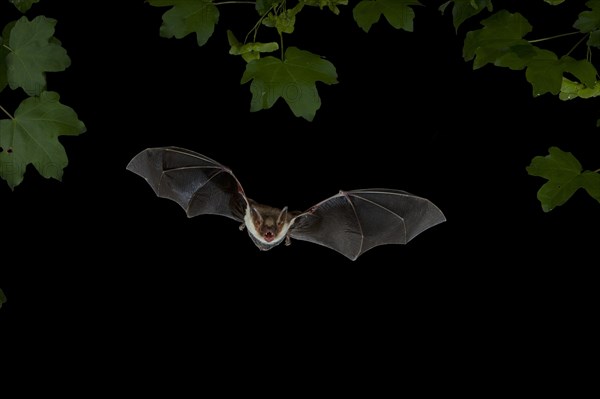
[239,223,245,231]
[285,235,291,246]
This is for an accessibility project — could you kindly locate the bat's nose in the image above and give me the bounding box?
[264,232,275,242]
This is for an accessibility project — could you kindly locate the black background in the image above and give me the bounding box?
[0,1,597,392]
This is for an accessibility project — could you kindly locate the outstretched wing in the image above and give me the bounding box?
[126,147,247,221]
[289,188,446,260]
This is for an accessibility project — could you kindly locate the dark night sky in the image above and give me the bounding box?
[0,1,596,391]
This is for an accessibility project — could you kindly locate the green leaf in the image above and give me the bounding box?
[588,30,600,48]
[492,44,545,71]
[561,57,597,87]
[5,16,71,96]
[0,288,5,309]
[526,55,597,96]
[0,22,17,93]
[464,16,591,97]
[559,77,600,100]
[147,0,219,47]
[524,53,562,96]
[263,2,304,34]
[574,0,600,33]
[463,11,532,69]
[227,30,278,63]
[0,91,86,190]
[0,37,8,93]
[464,13,598,97]
[544,0,565,4]
[256,0,282,15]
[241,47,338,121]
[353,0,422,33]
[9,0,40,13]
[440,0,493,32]
[303,0,349,15]
[526,147,600,212]
[579,172,600,201]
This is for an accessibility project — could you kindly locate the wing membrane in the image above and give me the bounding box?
[290,189,446,260]
[126,147,247,221]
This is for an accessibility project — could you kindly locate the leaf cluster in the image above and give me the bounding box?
[145,0,600,210]
[2,0,597,213]
[147,0,422,121]
[440,0,600,210]
[0,2,85,189]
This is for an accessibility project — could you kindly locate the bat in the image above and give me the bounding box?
[126,147,446,260]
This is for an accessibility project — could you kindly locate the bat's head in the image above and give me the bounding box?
[244,204,292,251]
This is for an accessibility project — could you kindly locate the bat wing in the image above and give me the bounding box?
[289,188,446,260]
[126,147,247,221]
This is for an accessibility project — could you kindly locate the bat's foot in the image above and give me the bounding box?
[285,235,291,246]
[239,223,245,231]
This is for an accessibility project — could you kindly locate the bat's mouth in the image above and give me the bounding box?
[264,232,275,242]
[248,232,282,251]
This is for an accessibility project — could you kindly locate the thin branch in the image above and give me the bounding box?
[246,1,277,43]
[565,33,590,57]
[0,104,14,120]
[593,168,600,173]
[528,31,581,43]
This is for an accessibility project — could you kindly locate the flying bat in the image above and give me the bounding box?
[126,147,446,260]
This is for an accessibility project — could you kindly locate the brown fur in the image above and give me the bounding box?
[248,199,293,238]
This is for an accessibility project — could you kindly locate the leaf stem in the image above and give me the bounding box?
[593,168,600,173]
[0,104,14,120]
[245,2,277,43]
[528,31,581,43]
[279,32,284,60]
[565,33,590,57]
[2,44,11,51]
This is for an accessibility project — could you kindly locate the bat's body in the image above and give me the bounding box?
[242,200,297,250]
[127,147,446,260]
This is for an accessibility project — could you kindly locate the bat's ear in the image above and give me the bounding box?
[251,207,263,224]
[277,206,288,225]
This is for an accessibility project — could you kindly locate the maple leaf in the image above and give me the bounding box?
[147,0,219,46]
[463,10,533,69]
[241,47,338,121]
[353,0,422,33]
[0,36,8,93]
[9,0,40,13]
[0,91,86,189]
[5,16,71,96]
[527,147,600,212]
[573,0,600,33]
[526,56,597,96]
[439,0,493,31]
[0,21,16,93]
